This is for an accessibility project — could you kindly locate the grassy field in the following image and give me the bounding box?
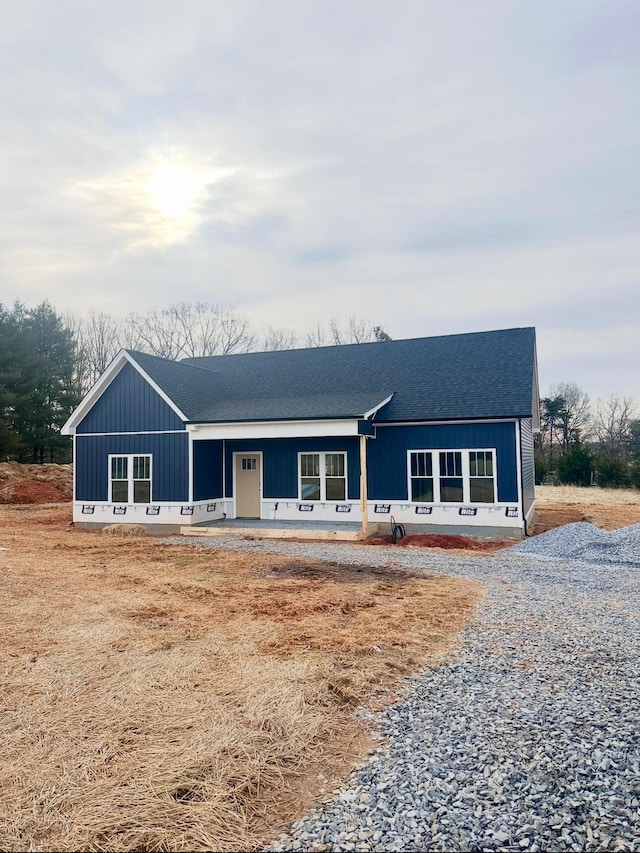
[534,485,640,531]
[0,504,480,852]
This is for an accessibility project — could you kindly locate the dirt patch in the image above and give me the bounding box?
[368,533,513,552]
[9,478,70,503]
[0,462,72,503]
[0,504,481,853]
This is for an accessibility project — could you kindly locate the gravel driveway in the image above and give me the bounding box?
[170,531,640,852]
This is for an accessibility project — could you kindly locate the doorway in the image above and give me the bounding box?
[234,453,261,518]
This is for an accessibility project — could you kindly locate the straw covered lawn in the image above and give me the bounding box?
[0,505,481,852]
[534,485,640,532]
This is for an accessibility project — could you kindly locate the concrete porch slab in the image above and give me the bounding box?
[180,518,381,541]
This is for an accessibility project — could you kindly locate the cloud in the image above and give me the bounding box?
[0,0,638,402]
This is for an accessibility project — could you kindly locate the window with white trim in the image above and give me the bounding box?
[439,451,463,502]
[469,450,495,503]
[409,451,434,502]
[109,454,152,503]
[408,449,496,504]
[299,452,347,501]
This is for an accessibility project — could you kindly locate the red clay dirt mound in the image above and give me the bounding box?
[0,463,72,504]
[367,533,512,552]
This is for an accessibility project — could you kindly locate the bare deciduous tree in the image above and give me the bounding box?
[593,395,638,459]
[261,326,298,351]
[125,303,255,359]
[67,311,124,392]
[305,316,391,347]
[548,382,592,450]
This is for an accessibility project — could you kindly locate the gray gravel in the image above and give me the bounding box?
[167,528,640,852]
[512,521,640,568]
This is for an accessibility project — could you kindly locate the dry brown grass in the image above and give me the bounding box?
[536,485,640,506]
[0,504,481,852]
[534,485,640,532]
[102,523,147,537]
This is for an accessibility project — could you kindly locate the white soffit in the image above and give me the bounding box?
[187,419,362,440]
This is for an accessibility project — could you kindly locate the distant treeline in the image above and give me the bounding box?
[535,383,640,489]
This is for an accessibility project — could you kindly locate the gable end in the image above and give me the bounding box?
[76,362,185,434]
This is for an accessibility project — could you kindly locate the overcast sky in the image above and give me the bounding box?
[1,0,638,401]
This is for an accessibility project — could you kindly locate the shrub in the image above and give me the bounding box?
[534,454,548,486]
[557,445,593,487]
[594,456,631,488]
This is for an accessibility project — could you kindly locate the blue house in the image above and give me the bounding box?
[61,327,540,539]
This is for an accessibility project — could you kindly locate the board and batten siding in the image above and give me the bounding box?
[219,437,361,500]
[75,432,189,502]
[520,417,536,519]
[367,421,519,503]
[76,362,185,434]
[193,440,224,501]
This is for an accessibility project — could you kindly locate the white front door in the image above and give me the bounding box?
[235,454,261,518]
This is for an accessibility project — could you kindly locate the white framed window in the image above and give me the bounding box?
[409,451,434,502]
[407,449,496,504]
[469,450,495,503]
[299,452,347,502]
[109,454,152,503]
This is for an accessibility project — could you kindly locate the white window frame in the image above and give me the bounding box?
[407,448,497,504]
[298,451,348,502]
[108,454,153,504]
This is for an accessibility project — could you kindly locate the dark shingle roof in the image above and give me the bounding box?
[128,327,537,423]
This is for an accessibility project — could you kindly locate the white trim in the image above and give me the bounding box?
[232,451,263,518]
[531,350,541,432]
[188,419,362,440]
[75,429,186,437]
[515,420,524,520]
[61,350,187,435]
[525,496,537,526]
[188,432,194,502]
[363,393,394,420]
[298,450,348,503]
[72,433,77,502]
[127,355,188,423]
[108,452,153,504]
[406,448,498,505]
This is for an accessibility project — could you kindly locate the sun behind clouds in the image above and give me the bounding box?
[72,149,252,247]
[148,161,201,221]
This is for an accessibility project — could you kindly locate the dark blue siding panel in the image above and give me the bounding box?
[75,433,188,501]
[224,437,361,499]
[77,363,185,433]
[368,422,518,502]
[520,418,535,516]
[193,440,223,500]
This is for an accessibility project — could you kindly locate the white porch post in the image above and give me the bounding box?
[359,434,369,538]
